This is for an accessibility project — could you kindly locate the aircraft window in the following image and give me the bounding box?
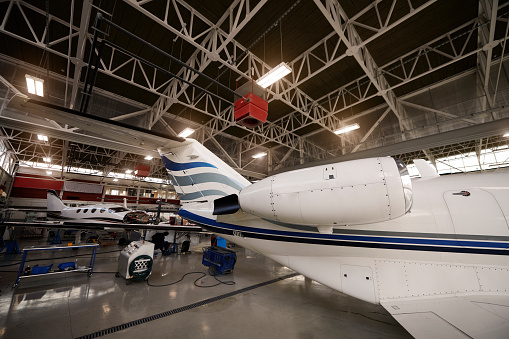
[91,208,97,213]
[76,209,81,213]
[100,209,105,213]
[83,209,88,213]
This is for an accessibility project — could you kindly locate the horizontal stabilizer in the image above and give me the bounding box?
[213,194,240,215]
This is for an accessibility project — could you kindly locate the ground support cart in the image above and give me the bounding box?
[13,243,99,288]
[202,246,236,276]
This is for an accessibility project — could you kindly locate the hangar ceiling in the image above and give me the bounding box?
[1,0,509,182]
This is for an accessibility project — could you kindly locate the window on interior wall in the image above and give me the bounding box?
[143,189,154,198]
[106,187,127,196]
[0,142,16,176]
[406,145,509,178]
[0,142,7,172]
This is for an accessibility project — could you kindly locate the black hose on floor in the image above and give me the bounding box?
[146,271,235,288]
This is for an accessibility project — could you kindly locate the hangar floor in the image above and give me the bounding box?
[0,237,411,338]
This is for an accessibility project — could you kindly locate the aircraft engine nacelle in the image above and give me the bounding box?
[215,157,412,227]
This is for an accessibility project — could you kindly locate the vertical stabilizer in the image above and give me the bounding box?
[159,139,250,203]
[47,190,66,211]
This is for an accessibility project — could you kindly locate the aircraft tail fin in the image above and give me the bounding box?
[47,190,66,211]
[159,139,250,203]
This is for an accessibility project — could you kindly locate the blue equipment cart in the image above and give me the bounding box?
[202,246,236,276]
[13,243,98,288]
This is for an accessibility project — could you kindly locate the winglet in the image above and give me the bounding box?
[413,159,439,178]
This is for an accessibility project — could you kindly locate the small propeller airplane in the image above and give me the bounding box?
[5,94,509,338]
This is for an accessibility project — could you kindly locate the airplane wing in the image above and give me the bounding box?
[381,295,509,338]
[5,94,184,156]
[0,221,201,232]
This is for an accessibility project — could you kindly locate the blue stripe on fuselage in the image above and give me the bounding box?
[179,209,509,255]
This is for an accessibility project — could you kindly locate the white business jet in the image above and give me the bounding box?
[6,94,509,337]
[159,138,509,339]
[46,189,143,224]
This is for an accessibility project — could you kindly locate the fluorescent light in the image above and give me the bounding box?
[113,178,118,182]
[504,132,509,137]
[46,171,52,175]
[26,77,35,94]
[178,128,195,138]
[25,75,44,96]
[125,169,132,174]
[37,134,48,141]
[256,62,292,88]
[144,156,153,160]
[43,157,51,163]
[162,184,167,187]
[252,152,267,159]
[334,123,360,135]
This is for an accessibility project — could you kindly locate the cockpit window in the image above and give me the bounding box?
[91,208,97,213]
[100,209,105,213]
[76,209,81,213]
[83,209,88,213]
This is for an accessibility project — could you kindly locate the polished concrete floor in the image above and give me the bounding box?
[0,237,411,339]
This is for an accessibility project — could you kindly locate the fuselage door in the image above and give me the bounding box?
[444,189,509,239]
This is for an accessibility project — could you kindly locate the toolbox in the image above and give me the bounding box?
[31,264,53,275]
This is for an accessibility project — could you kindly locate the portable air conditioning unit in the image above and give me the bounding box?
[116,240,154,284]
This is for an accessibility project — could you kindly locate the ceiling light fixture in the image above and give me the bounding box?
[43,157,51,163]
[178,127,195,138]
[252,152,267,159]
[25,74,44,96]
[334,123,360,135]
[37,134,48,141]
[504,132,509,137]
[46,171,52,175]
[125,170,132,174]
[144,156,153,160]
[256,62,292,88]
[113,178,118,182]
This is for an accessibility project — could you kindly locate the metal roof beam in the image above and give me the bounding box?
[281,0,436,96]
[286,16,504,143]
[125,0,349,145]
[477,0,500,108]
[69,0,91,109]
[314,0,409,130]
[123,0,269,128]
